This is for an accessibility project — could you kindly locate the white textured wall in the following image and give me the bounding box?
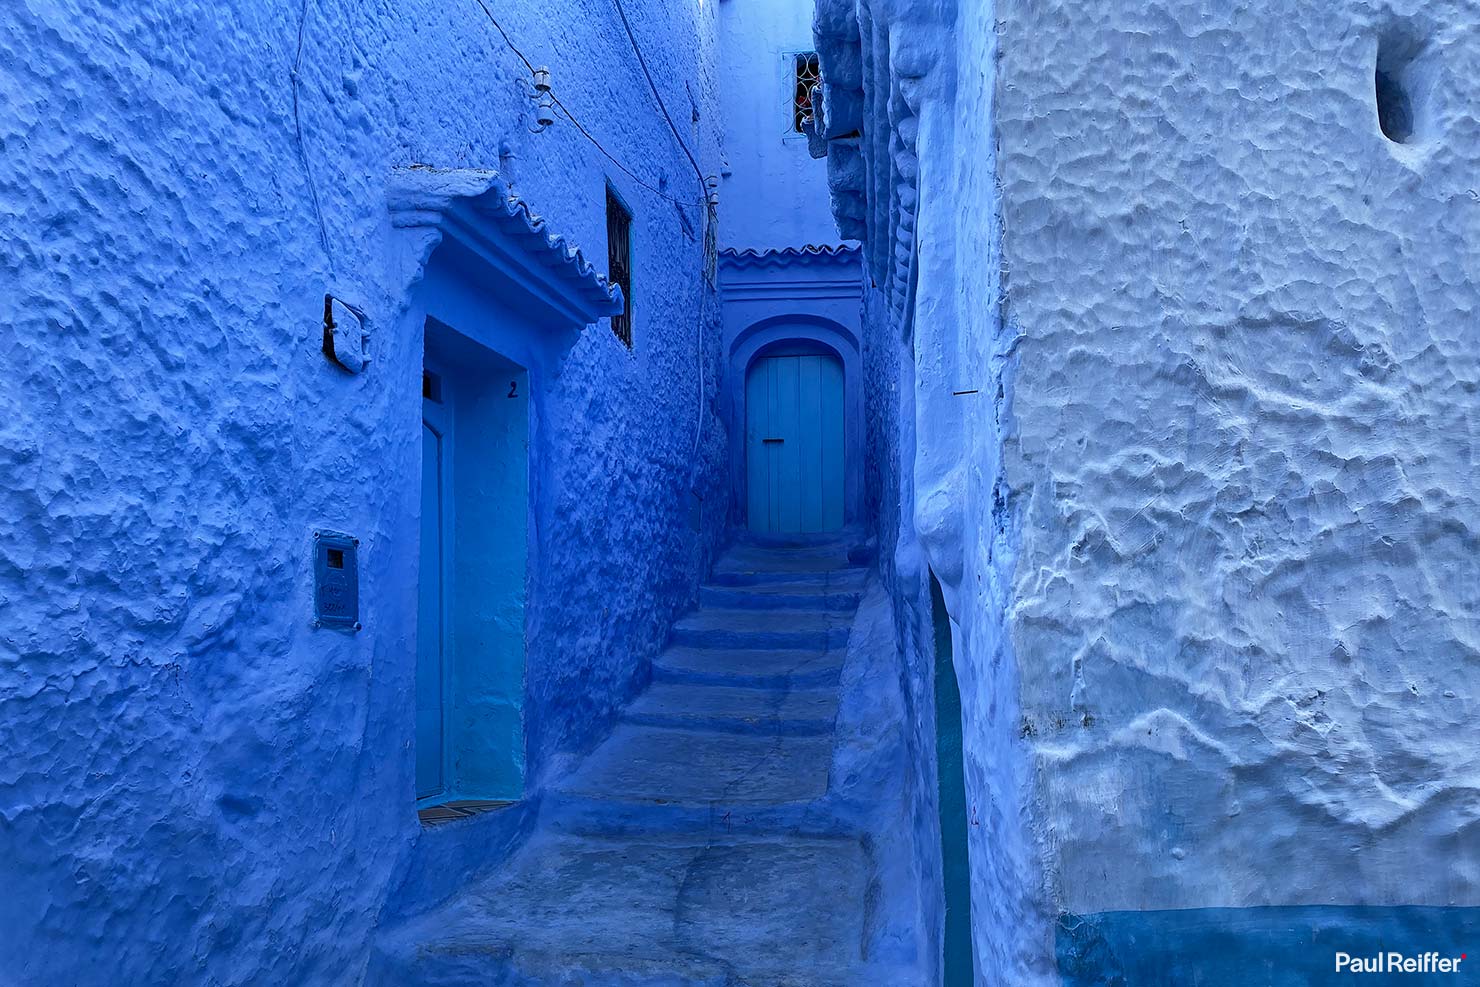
[994,0,1480,914]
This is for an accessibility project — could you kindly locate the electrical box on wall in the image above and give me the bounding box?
[313,530,360,631]
[323,295,370,373]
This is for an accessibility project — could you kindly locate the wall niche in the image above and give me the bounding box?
[1375,22,1439,147]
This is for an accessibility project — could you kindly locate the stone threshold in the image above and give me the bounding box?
[418,799,516,827]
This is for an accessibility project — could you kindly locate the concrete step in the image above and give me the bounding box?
[670,608,852,650]
[733,527,865,549]
[368,545,893,987]
[370,834,874,987]
[651,645,845,688]
[623,681,839,736]
[699,578,863,611]
[556,722,833,806]
[707,564,869,588]
[542,788,859,841]
[713,541,863,577]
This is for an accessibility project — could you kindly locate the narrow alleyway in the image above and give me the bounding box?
[371,534,916,986]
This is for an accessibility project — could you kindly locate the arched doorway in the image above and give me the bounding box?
[744,347,845,533]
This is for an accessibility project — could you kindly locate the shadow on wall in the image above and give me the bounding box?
[1373,17,1442,148]
[931,571,976,987]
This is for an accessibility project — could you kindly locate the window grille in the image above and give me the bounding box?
[606,188,633,347]
[792,52,821,133]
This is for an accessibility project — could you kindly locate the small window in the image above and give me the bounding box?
[606,188,633,347]
[792,52,821,133]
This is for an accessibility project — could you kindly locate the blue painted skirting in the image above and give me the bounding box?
[1057,906,1477,986]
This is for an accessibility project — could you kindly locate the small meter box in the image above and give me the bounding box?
[313,530,360,631]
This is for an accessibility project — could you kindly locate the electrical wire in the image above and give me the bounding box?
[605,0,716,462]
[468,0,703,208]
[471,0,536,73]
[467,0,715,468]
[291,0,332,263]
[608,0,706,195]
[551,96,704,208]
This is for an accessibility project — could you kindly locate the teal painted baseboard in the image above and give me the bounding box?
[1058,906,1477,986]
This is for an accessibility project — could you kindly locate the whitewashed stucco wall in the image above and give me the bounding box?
[996,0,1480,917]
[821,0,1480,980]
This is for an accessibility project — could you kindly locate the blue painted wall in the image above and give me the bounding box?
[0,1,727,983]
[815,0,1052,982]
[716,0,841,252]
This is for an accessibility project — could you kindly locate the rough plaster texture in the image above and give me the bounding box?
[994,0,1480,916]
[0,1,725,983]
[856,287,951,987]
[817,0,1059,980]
[717,0,844,251]
[821,0,1480,980]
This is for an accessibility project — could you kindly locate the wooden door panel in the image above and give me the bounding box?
[746,353,845,534]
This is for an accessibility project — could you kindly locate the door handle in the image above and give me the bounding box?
[762,438,785,444]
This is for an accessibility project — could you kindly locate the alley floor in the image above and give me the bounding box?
[371,535,918,986]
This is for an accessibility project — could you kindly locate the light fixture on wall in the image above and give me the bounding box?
[531,66,555,132]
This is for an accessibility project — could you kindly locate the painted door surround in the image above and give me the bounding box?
[717,245,864,534]
[387,168,623,814]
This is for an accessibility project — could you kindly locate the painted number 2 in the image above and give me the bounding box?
[508,380,518,398]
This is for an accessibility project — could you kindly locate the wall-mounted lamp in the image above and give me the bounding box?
[531,66,555,132]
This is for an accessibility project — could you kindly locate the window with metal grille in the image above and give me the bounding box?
[792,52,821,133]
[606,187,633,347]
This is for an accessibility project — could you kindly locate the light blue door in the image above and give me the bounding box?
[746,353,845,533]
[417,398,450,800]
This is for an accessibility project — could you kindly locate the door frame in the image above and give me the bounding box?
[417,366,455,804]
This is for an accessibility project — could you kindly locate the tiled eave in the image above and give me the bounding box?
[717,243,863,271]
[387,166,624,332]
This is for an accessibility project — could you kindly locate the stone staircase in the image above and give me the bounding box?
[370,533,904,987]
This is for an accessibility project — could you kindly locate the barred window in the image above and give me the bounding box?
[606,187,632,347]
[792,52,820,133]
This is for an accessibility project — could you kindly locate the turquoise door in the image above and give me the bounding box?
[745,353,845,533]
[417,395,450,800]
